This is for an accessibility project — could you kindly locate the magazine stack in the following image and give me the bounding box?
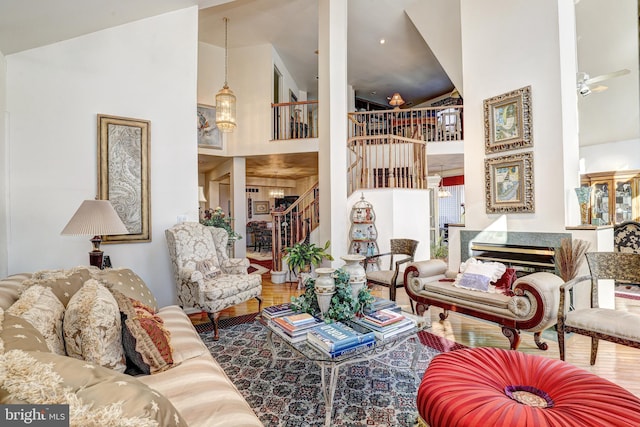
[307,322,376,357]
[270,312,322,343]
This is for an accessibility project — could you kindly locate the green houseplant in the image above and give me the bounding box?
[201,207,242,241]
[283,240,334,277]
[431,235,448,260]
[290,268,374,322]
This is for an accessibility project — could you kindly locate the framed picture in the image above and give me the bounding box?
[197,104,222,149]
[484,86,532,153]
[98,114,151,243]
[485,151,534,213]
[254,201,270,214]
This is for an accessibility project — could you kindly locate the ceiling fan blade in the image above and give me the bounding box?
[585,69,630,86]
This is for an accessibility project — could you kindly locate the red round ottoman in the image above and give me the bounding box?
[417,347,640,427]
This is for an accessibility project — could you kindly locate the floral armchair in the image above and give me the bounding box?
[165,222,262,340]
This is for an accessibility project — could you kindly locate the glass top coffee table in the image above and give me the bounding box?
[260,315,428,427]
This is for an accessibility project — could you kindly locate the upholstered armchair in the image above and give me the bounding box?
[557,252,640,364]
[366,238,419,303]
[165,222,262,340]
[614,221,640,253]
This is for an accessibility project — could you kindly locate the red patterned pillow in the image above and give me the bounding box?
[110,290,173,375]
[494,268,517,296]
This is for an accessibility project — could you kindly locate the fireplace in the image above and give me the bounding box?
[460,230,572,276]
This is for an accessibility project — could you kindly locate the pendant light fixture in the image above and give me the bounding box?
[215,17,236,132]
[437,165,452,198]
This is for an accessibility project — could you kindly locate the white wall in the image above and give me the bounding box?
[198,41,319,158]
[348,190,430,264]
[580,139,640,173]
[5,7,199,307]
[460,0,577,234]
[0,50,7,278]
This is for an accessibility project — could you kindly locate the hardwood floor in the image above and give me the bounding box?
[219,274,640,398]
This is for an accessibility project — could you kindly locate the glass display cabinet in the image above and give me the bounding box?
[581,170,640,225]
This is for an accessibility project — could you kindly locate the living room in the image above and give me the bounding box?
[1,0,640,425]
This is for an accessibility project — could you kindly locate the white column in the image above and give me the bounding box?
[318,0,349,263]
[231,157,247,258]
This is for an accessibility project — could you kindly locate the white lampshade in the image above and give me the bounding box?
[198,186,207,203]
[389,92,405,107]
[61,200,128,236]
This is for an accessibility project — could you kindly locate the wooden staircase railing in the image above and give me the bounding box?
[271,182,319,271]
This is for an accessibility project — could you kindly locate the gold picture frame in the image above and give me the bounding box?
[253,201,270,215]
[485,151,534,213]
[484,86,532,153]
[98,114,151,243]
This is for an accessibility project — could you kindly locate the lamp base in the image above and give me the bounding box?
[89,250,104,269]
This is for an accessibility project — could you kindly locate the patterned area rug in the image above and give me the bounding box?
[199,317,444,426]
[247,256,273,276]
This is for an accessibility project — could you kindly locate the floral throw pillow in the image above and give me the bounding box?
[110,289,174,375]
[63,279,126,372]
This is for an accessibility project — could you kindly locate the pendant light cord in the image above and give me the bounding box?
[223,17,229,87]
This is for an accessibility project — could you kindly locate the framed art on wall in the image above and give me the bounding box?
[254,201,270,215]
[485,151,534,213]
[197,104,222,149]
[98,114,151,243]
[484,86,532,153]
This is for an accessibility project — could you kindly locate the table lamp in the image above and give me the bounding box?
[61,199,129,268]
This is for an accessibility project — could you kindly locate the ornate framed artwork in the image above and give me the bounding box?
[254,201,270,214]
[197,104,222,149]
[98,114,151,243]
[484,86,532,153]
[485,151,534,213]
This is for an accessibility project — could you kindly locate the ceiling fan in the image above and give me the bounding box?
[576,68,630,97]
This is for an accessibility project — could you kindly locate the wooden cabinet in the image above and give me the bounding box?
[581,170,640,225]
[348,195,380,270]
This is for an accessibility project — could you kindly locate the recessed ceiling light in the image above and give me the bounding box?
[371,91,377,95]
[379,39,385,45]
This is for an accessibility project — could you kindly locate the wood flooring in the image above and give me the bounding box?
[218,274,640,398]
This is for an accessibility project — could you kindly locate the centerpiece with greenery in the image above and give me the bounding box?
[201,206,242,241]
[290,268,375,323]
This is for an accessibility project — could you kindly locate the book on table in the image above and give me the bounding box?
[262,303,295,320]
[270,322,309,344]
[307,337,376,358]
[282,313,317,327]
[348,316,416,340]
[362,308,405,327]
[364,297,400,315]
[306,322,375,354]
[271,316,322,339]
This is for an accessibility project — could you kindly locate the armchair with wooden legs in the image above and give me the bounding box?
[557,252,640,364]
[366,238,419,308]
[165,222,262,340]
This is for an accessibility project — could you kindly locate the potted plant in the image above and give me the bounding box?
[431,235,448,260]
[201,207,242,241]
[283,240,334,281]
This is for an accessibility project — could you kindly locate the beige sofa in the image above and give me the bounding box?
[404,259,563,351]
[0,268,262,427]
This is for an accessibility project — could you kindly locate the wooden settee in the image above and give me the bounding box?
[403,259,563,350]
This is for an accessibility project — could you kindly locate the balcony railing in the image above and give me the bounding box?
[271,101,319,141]
[348,105,463,143]
[346,106,463,195]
